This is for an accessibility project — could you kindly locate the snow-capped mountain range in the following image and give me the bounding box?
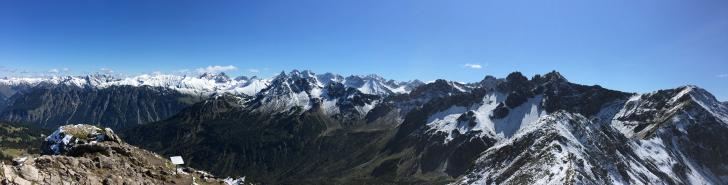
[0,70,423,97]
[116,70,728,184]
[2,70,728,184]
[0,70,433,128]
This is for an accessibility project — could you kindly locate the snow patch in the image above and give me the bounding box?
[426,93,545,142]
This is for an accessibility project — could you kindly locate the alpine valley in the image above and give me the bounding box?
[1,70,727,185]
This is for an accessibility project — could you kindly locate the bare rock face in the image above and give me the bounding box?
[1,124,248,185]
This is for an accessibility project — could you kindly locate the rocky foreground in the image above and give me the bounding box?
[0,124,246,185]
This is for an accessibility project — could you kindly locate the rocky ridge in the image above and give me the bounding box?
[0,124,248,185]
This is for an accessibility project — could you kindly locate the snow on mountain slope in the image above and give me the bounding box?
[426,92,546,142]
[0,73,271,96]
[254,70,320,112]
[684,86,728,124]
[229,76,270,96]
[321,74,423,95]
[391,72,728,184]
[250,70,380,119]
[456,112,599,185]
[456,108,728,185]
[0,70,419,98]
[451,84,728,185]
[611,85,728,138]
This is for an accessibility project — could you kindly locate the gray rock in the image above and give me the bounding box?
[18,165,38,181]
[12,176,31,185]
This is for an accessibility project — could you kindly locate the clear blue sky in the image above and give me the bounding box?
[1,0,727,100]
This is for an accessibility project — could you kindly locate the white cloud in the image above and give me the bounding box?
[717,74,728,78]
[196,65,238,74]
[99,67,114,74]
[464,63,483,69]
[48,68,69,74]
[247,68,260,73]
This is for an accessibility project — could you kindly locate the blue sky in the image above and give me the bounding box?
[1,0,727,100]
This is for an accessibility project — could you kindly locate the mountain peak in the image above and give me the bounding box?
[264,70,321,97]
[673,85,727,118]
[530,70,568,87]
[198,72,231,83]
[543,70,567,82]
[234,75,250,81]
[275,70,317,80]
[479,75,500,89]
[505,71,528,82]
[673,85,714,103]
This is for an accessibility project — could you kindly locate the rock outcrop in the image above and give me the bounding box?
[1,124,247,185]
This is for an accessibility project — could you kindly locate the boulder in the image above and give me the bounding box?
[42,124,121,155]
[18,165,38,182]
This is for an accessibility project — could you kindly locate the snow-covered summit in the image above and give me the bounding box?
[311,72,423,95]
[198,72,232,83]
[252,70,380,116]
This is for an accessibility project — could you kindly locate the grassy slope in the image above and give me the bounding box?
[0,122,49,162]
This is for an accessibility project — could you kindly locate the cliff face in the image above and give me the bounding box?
[0,124,247,185]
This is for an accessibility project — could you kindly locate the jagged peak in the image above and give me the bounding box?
[480,75,497,81]
[234,75,250,81]
[263,70,322,97]
[290,69,301,75]
[300,70,316,78]
[361,74,386,81]
[198,72,231,83]
[431,79,450,85]
[479,75,500,89]
[530,71,569,90]
[408,79,466,96]
[542,70,567,82]
[408,79,425,85]
[85,73,117,80]
[274,70,317,80]
[277,70,287,77]
[281,69,315,79]
[505,71,528,82]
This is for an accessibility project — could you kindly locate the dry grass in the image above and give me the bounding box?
[1,148,26,158]
[61,125,101,140]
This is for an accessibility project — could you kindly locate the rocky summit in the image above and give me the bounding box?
[0,124,247,185]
